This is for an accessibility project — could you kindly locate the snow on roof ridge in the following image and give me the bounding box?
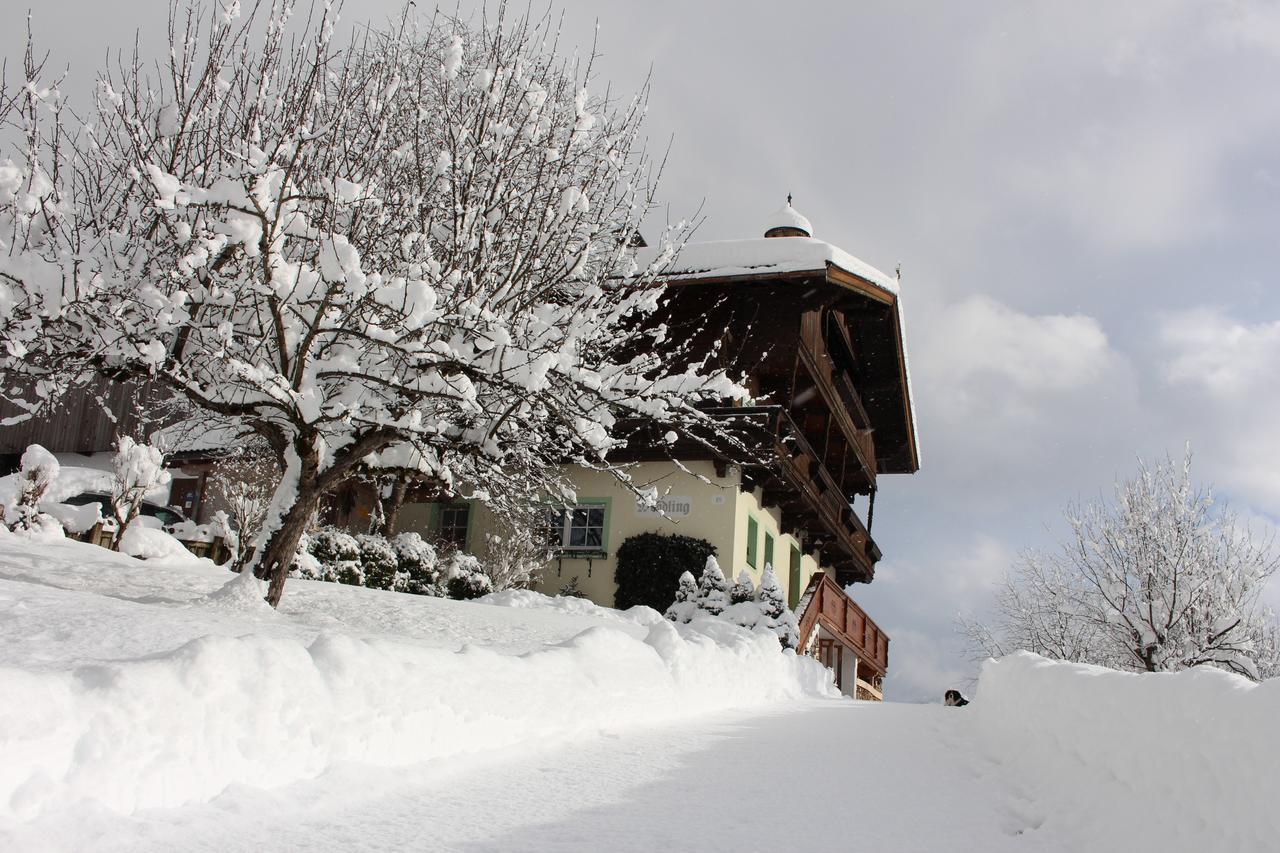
[762,202,813,237]
[655,236,899,296]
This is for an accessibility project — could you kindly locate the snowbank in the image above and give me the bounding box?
[118,524,199,562]
[0,465,111,510]
[974,652,1280,850]
[479,588,665,627]
[0,574,834,820]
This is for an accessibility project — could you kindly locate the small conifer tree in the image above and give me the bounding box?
[729,570,755,605]
[664,571,699,623]
[758,565,799,649]
[696,556,730,616]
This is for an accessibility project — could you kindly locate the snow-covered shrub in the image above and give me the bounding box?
[444,552,493,600]
[119,525,199,563]
[356,534,400,591]
[615,532,717,611]
[729,570,755,605]
[290,534,324,580]
[695,556,730,616]
[724,571,762,631]
[296,528,471,598]
[6,444,59,532]
[664,571,699,624]
[392,532,441,596]
[108,437,171,551]
[664,562,797,650]
[757,566,799,650]
[306,528,363,585]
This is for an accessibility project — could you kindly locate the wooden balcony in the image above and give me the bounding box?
[796,311,877,486]
[767,406,880,582]
[796,572,889,696]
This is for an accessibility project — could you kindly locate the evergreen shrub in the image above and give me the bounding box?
[614,532,717,611]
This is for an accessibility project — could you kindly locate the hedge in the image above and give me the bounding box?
[614,531,717,611]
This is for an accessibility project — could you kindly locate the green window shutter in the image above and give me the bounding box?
[789,545,803,608]
[764,533,774,571]
[746,516,759,568]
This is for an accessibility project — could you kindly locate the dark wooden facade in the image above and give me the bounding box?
[0,380,166,467]
[645,250,918,587]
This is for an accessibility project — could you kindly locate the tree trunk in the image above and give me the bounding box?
[254,484,325,608]
[248,437,326,608]
[382,475,410,537]
[110,508,140,552]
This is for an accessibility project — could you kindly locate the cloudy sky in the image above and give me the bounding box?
[13,0,1280,700]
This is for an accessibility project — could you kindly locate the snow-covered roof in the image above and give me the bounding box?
[762,202,813,237]
[651,237,900,297]
[636,231,919,472]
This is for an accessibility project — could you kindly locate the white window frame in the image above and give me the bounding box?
[542,504,607,552]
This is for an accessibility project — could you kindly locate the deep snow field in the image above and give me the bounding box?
[1,528,1278,852]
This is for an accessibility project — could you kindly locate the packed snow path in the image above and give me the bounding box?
[3,535,1277,851]
[8,701,1045,853]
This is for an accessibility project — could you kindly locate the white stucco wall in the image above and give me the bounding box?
[399,460,831,609]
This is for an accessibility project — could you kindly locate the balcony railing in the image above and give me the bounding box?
[796,312,877,484]
[796,571,890,681]
[770,407,879,573]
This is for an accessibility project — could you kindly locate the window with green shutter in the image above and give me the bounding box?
[764,532,774,571]
[789,545,803,607]
[746,515,759,568]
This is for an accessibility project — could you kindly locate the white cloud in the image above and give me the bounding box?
[914,295,1131,455]
[1161,308,1280,396]
[926,295,1112,393]
[1159,308,1280,514]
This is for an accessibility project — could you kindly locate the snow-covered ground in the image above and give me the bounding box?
[2,531,1277,852]
[0,530,832,826]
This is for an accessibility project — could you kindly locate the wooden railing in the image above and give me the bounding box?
[797,311,877,483]
[772,408,878,569]
[795,571,889,679]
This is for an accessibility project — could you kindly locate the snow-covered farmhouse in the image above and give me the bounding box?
[314,202,916,698]
[0,202,917,699]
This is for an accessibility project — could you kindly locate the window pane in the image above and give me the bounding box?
[440,505,470,548]
[557,504,607,549]
[541,509,565,546]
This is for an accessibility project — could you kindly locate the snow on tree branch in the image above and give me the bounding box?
[960,448,1280,680]
[1,1,749,606]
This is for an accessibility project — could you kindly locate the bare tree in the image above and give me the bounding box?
[481,508,554,592]
[962,450,1280,680]
[1,2,747,606]
[208,446,280,570]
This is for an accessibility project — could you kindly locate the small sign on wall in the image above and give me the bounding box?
[636,496,692,518]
